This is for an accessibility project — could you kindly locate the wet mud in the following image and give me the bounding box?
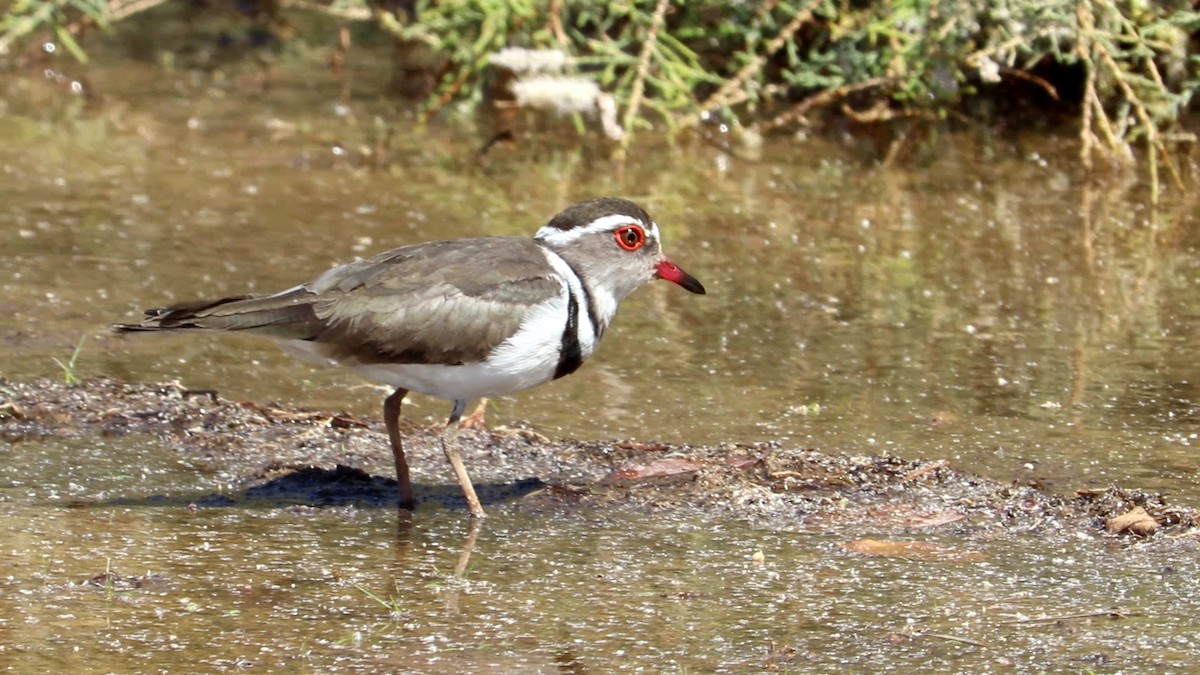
[3,378,1196,540]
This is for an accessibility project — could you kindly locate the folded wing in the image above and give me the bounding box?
[114,237,563,366]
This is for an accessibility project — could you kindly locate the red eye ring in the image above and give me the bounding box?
[614,225,646,251]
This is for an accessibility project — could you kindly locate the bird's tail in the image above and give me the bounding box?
[112,289,323,340]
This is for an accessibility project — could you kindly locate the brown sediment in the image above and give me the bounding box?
[3,378,1197,539]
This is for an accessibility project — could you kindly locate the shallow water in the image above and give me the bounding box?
[3,48,1200,671]
[3,434,1197,673]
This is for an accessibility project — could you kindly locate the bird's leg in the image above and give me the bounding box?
[383,387,415,510]
[446,399,467,425]
[443,398,486,518]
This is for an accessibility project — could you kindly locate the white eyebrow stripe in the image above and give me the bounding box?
[535,213,655,246]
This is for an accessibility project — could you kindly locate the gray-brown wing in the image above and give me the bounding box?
[307,237,563,365]
[115,237,564,366]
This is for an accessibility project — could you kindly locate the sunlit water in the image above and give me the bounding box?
[3,436,1197,672]
[3,49,1199,671]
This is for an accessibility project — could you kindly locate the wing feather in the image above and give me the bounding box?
[114,237,564,367]
[312,238,562,364]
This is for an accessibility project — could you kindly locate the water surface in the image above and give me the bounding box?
[2,54,1198,671]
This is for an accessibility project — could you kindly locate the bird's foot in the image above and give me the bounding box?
[458,397,490,430]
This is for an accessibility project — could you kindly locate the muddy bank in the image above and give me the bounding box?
[3,378,1196,540]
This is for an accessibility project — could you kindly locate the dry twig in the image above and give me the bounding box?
[616,0,671,158]
[680,0,821,130]
[998,608,1142,625]
[919,632,991,649]
[765,77,888,131]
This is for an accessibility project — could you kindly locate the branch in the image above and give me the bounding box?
[1076,1,1098,171]
[1094,28,1182,200]
[763,77,887,131]
[616,0,670,157]
[680,0,821,130]
[998,608,1143,625]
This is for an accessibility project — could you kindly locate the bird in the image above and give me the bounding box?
[114,197,705,518]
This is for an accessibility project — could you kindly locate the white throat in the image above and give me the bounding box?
[537,245,618,340]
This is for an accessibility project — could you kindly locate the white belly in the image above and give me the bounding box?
[349,356,558,400]
[278,289,587,401]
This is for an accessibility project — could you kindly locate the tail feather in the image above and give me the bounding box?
[113,290,324,340]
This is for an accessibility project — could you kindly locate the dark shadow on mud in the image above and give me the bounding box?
[67,465,547,511]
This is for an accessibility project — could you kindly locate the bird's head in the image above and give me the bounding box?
[534,197,706,302]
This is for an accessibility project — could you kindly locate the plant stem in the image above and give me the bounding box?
[617,0,670,159]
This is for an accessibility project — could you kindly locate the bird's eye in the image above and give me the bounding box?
[614,225,646,251]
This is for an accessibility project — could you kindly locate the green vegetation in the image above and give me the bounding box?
[0,0,107,63]
[2,0,1197,192]
[350,581,406,620]
[52,335,86,386]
